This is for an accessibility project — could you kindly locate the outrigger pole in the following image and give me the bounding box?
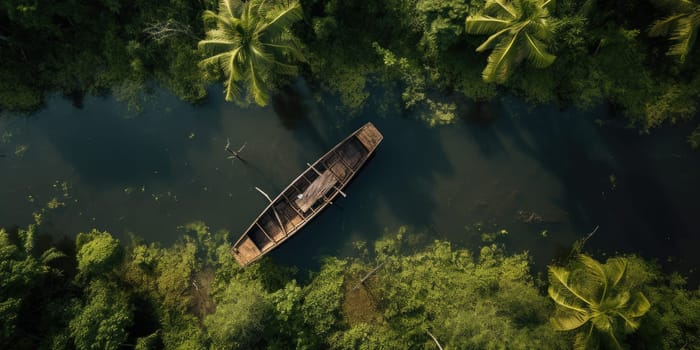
[254,187,287,236]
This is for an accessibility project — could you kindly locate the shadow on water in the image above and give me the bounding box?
[271,83,309,130]
[492,98,700,280]
[39,92,224,187]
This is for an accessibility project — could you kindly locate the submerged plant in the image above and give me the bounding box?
[548,254,651,349]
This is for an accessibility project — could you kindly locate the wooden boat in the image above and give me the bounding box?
[232,122,383,266]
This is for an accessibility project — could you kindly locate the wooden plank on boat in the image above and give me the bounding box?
[296,170,338,212]
[356,123,383,150]
[232,237,261,266]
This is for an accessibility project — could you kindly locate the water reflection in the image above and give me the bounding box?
[1,85,698,284]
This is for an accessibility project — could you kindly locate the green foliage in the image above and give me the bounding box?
[548,254,651,349]
[690,124,700,149]
[0,0,207,112]
[301,256,347,338]
[2,221,698,349]
[634,270,700,349]
[649,0,700,62]
[76,230,123,278]
[466,0,557,83]
[198,0,306,106]
[413,0,471,57]
[204,281,272,349]
[0,226,64,346]
[135,332,161,350]
[155,240,198,311]
[366,235,566,349]
[69,280,133,350]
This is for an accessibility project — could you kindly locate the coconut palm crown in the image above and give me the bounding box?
[198,0,305,106]
[548,254,651,350]
[649,0,700,63]
[465,0,556,83]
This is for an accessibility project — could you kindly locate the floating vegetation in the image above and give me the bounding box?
[46,197,65,209]
[188,132,196,140]
[124,187,135,195]
[1,130,12,143]
[517,210,544,223]
[52,180,71,198]
[14,144,28,157]
[27,194,35,203]
[609,174,617,190]
[32,211,42,225]
[481,228,509,243]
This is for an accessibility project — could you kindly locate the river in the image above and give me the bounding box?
[1,83,698,281]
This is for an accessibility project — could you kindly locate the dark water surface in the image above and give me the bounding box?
[1,86,698,281]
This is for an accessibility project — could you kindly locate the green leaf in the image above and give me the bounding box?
[551,309,591,330]
[524,33,556,67]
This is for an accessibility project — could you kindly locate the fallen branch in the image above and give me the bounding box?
[352,262,385,291]
[426,330,443,350]
[225,139,247,162]
[570,225,599,256]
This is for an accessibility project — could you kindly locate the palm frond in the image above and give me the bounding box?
[591,312,613,333]
[476,28,512,52]
[607,329,624,350]
[486,0,518,18]
[40,248,65,264]
[626,292,651,318]
[220,0,242,18]
[224,53,242,101]
[603,257,627,288]
[649,13,687,36]
[465,16,511,35]
[524,33,556,67]
[257,0,302,39]
[483,32,519,83]
[541,0,555,9]
[551,309,591,330]
[203,10,234,29]
[668,17,698,61]
[199,51,232,69]
[266,33,306,62]
[548,285,587,312]
[574,325,598,350]
[548,265,596,306]
[574,254,607,302]
[197,38,235,51]
[247,61,270,106]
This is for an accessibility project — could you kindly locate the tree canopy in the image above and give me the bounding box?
[0,223,698,349]
[465,0,557,83]
[198,0,306,106]
[548,254,651,349]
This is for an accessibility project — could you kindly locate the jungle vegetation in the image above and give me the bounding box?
[1,220,698,350]
[2,0,700,142]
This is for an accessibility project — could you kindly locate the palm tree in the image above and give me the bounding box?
[548,254,651,350]
[465,0,556,83]
[649,0,700,63]
[198,0,305,106]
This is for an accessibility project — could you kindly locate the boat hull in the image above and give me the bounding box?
[232,123,383,266]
